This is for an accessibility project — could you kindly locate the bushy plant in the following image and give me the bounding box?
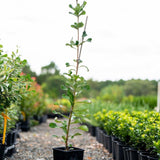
[94,109,160,156]
[20,77,46,119]
[100,85,125,103]
[0,45,29,112]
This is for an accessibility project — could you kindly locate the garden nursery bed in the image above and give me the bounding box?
[6,119,113,160]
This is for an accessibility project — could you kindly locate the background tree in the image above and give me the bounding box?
[124,79,157,96]
[22,64,37,77]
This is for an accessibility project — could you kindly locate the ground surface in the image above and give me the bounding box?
[7,119,113,160]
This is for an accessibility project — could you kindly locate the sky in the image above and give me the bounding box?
[0,0,160,81]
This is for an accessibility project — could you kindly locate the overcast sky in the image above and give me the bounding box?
[0,0,160,81]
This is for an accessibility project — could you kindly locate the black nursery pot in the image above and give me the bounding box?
[89,125,96,137]
[129,148,138,160]
[112,136,119,160]
[147,155,159,160]
[105,135,112,153]
[115,141,124,160]
[53,147,84,160]
[21,119,30,131]
[0,144,6,160]
[138,151,151,160]
[123,146,130,160]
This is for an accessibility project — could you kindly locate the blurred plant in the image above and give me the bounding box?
[20,77,46,119]
[100,85,125,103]
[0,44,30,112]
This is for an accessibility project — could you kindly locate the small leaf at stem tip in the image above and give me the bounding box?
[82,31,87,38]
[69,4,74,9]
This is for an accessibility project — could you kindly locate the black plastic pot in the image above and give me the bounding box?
[7,129,17,146]
[42,115,47,123]
[6,131,13,146]
[115,141,124,160]
[147,155,159,160]
[112,136,119,160]
[96,127,100,142]
[129,148,138,160]
[21,119,30,131]
[138,151,150,160]
[103,133,108,149]
[38,115,47,123]
[106,134,112,153]
[97,128,103,144]
[0,144,6,160]
[89,125,96,137]
[53,147,84,160]
[123,146,130,160]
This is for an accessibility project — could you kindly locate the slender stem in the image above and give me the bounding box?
[79,16,88,60]
[65,0,79,150]
[65,93,75,150]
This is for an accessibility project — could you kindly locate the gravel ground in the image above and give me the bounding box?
[7,119,113,160]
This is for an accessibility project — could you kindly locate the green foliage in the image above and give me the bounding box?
[0,104,19,134]
[42,75,65,99]
[76,99,151,128]
[124,79,156,96]
[37,61,60,85]
[100,85,125,103]
[94,110,160,155]
[22,64,37,77]
[20,79,46,118]
[122,95,157,109]
[0,45,30,112]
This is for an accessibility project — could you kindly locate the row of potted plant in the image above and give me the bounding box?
[0,44,49,159]
[19,76,48,131]
[0,45,30,160]
[94,109,160,160]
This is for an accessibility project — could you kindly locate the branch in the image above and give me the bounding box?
[78,16,88,60]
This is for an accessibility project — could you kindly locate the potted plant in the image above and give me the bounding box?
[0,44,29,159]
[49,0,92,159]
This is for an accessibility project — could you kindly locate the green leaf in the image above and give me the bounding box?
[65,62,70,67]
[71,22,84,29]
[87,38,92,42]
[71,118,82,124]
[79,65,89,72]
[49,122,57,128]
[52,135,59,138]
[61,85,68,91]
[69,144,73,147]
[71,133,82,139]
[79,10,86,16]
[62,135,66,142]
[69,4,74,10]
[82,31,87,38]
[77,125,88,132]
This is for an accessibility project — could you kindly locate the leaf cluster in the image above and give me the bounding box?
[49,111,88,145]
[0,45,31,112]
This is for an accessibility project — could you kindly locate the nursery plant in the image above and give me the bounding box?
[0,44,31,159]
[49,0,92,159]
